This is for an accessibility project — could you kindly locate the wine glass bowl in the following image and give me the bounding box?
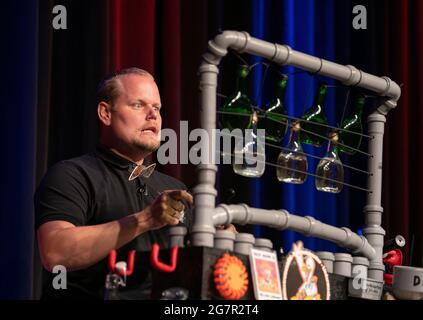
[315,132,344,194]
[233,111,266,178]
[276,121,308,184]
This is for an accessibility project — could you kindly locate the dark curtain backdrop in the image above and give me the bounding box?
[0,0,38,300]
[1,0,422,299]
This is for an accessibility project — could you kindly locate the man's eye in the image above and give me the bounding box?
[132,103,143,109]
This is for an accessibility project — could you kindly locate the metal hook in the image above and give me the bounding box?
[150,243,179,273]
[108,249,136,276]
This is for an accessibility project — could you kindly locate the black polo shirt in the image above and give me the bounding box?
[34,145,190,299]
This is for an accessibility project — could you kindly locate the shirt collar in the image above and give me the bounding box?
[95,144,153,174]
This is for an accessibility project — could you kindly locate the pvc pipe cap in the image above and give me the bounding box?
[334,253,353,263]
[316,251,335,261]
[168,226,187,236]
[352,256,370,266]
[215,230,236,240]
[254,238,273,249]
[235,233,255,244]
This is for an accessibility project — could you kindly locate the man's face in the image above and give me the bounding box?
[108,74,162,154]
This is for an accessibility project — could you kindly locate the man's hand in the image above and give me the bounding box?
[216,224,238,234]
[141,190,193,230]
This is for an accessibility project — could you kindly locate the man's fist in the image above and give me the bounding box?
[143,190,193,230]
[216,224,238,233]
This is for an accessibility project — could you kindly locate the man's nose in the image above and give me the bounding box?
[146,105,158,120]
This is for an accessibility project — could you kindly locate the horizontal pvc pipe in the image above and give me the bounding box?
[207,30,400,113]
[212,204,376,260]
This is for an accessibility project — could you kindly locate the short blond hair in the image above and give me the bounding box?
[96,67,154,106]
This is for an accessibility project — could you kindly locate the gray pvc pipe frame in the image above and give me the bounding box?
[191,30,401,282]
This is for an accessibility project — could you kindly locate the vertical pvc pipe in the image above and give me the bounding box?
[364,111,387,282]
[191,63,220,247]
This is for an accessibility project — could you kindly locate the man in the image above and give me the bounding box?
[35,68,194,299]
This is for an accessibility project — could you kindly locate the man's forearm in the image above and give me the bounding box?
[39,211,151,272]
[38,190,192,272]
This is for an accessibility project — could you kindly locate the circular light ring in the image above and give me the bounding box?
[213,253,249,300]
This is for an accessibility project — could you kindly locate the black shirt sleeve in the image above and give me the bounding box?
[34,160,90,230]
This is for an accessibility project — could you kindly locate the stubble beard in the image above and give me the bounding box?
[132,138,160,154]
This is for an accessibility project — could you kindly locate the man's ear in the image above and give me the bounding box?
[98,102,112,126]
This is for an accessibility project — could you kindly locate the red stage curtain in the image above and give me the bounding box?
[410,0,423,264]
[382,0,423,264]
[108,0,156,73]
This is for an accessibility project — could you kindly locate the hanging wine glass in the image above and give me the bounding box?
[259,73,289,143]
[233,111,265,178]
[300,84,329,147]
[338,91,366,155]
[315,132,344,193]
[219,65,253,131]
[276,121,308,184]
